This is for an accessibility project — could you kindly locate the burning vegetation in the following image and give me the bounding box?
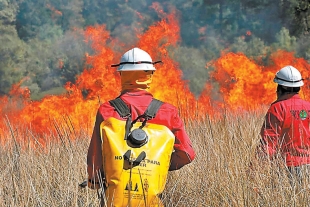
[1,8,310,207]
[0,11,309,145]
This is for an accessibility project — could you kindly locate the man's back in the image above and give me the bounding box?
[261,93,310,166]
[87,47,195,192]
[100,90,180,130]
[98,90,196,170]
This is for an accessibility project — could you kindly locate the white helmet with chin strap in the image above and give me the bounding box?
[111,47,162,71]
[273,65,304,87]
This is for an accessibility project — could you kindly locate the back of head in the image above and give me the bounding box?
[273,65,304,87]
[274,66,303,96]
[112,47,157,71]
[111,48,161,91]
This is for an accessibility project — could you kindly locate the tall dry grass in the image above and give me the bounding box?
[1,108,310,206]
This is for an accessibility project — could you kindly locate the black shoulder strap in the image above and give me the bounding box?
[109,97,163,119]
[109,97,131,118]
[144,99,163,119]
[133,98,163,128]
[109,97,164,138]
[109,97,132,140]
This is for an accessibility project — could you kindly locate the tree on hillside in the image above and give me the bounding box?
[170,46,210,96]
[52,0,85,31]
[0,0,27,95]
[16,0,55,41]
[239,0,310,40]
[290,0,310,35]
[16,0,84,40]
[15,0,88,98]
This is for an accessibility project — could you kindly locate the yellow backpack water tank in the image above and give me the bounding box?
[100,117,175,207]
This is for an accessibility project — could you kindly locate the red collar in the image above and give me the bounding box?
[274,93,300,103]
[120,90,153,97]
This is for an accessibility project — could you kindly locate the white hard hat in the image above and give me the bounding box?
[273,65,304,87]
[111,47,161,71]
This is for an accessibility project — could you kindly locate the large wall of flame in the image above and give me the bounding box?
[0,11,310,142]
[206,50,310,111]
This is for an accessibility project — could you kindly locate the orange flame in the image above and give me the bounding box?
[206,50,310,112]
[1,9,310,146]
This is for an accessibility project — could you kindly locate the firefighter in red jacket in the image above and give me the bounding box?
[259,65,310,181]
[87,47,196,189]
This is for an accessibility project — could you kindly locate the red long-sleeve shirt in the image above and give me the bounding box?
[260,93,310,167]
[87,90,196,188]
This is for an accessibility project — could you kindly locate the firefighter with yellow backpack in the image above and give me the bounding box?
[86,47,196,206]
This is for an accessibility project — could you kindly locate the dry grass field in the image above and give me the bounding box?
[1,108,310,207]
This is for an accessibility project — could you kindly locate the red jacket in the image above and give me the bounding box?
[260,93,310,167]
[87,90,196,187]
